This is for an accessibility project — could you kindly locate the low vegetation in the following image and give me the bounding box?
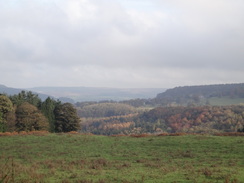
[0,133,243,182]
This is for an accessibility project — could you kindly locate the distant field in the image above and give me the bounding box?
[0,134,244,183]
[209,97,244,106]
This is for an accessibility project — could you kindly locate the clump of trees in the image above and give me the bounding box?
[0,91,80,133]
[0,95,14,132]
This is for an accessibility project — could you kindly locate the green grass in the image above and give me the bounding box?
[0,134,244,183]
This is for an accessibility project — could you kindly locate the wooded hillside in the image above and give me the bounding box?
[155,83,244,106]
[79,105,244,135]
[137,105,244,134]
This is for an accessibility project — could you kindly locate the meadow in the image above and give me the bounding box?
[208,97,244,106]
[0,133,244,183]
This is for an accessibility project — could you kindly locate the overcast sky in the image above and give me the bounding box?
[0,0,244,89]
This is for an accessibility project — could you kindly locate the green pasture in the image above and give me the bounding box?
[209,97,244,106]
[0,134,244,182]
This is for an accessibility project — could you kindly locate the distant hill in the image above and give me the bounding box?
[0,84,24,95]
[0,84,52,101]
[1,84,166,103]
[155,83,244,106]
[29,87,166,102]
[4,83,244,106]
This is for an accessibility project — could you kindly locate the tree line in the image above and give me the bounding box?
[76,102,136,118]
[0,91,80,133]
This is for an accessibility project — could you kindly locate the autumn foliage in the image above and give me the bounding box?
[138,105,244,133]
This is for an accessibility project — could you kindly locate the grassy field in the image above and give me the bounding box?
[0,133,244,183]
[208,97,244,106]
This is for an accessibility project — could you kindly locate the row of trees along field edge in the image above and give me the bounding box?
[0,91,80,133]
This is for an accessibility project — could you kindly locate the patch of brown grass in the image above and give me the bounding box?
[214,132,244,136]
[0,131,49,137]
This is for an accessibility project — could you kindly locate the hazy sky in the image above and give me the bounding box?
[0,0,244,88]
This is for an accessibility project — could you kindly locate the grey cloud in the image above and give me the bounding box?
[0,0,243,88]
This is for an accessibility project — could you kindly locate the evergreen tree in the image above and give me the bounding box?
[54,103,80,132]
[40,97,60,132]
[9,91,41,107]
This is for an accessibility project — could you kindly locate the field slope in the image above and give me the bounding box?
[0,134,244,183]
